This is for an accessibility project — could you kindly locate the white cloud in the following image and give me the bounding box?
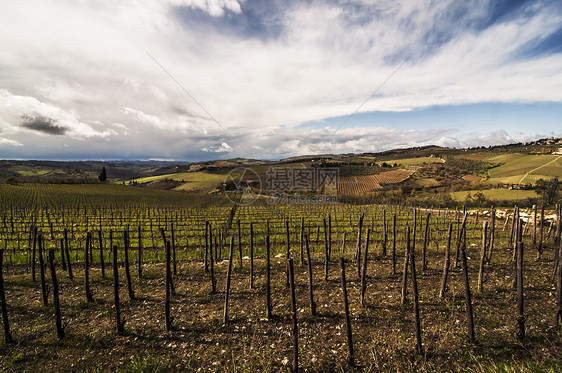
[0,138,22,147]
[202,142,233,152]
[0,0,560,160]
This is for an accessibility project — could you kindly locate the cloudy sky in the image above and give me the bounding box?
[1,0,561,161]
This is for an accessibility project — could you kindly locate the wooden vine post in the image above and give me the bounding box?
[401,226,411,305]
[38,234,48,306]
[266,235,272,319]
[305,234,316,316]
[64,228,73,280]
[488,207,495,263]
[223,237,234,324]
[210,227,216,293]
[237,219,243,268]
[516,240,525,341]
[409,227,423,355]
[250,222,254,289]
[439,223,453,298]
[459,213,475,342]
[204,221,209,273]
[98,230,105,278]
[48,249,64,339]
[165,240,173,331]
[557,228,562,325]
[361,228,371,307]
[85,232,94,302]
[422,212,430,271]
[137,226,142,279]
[339,257,354,367]
[392,214,397,274]
[477,222,488,293]
[0,249,14,343]
[31,226,37,281]
[113,245,124,335]
[288,259,298,373]
[356,213,363,279]
[123,230,135,300]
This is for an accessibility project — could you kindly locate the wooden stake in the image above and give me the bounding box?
[392,214,397,275]
[516,240,525,341]
[488,207,495,263]
[266,235,272,319]
[210,227,216,293]
[409,228,423,355]
[459,213,475,342]
[64,228,73,280]
[439,223,453,298]
[422,213,430,271]
[361,228,371,307]
[48,249,64,339]
[123,230,135,300]
[0,249,14,343]
[401,227,410,305]
[137,226,142,279]
[339,257,354,367]
[31,226,37,281]
[38,234,48,306]
[165,240,172,331]
[250,222,254,290]
[305,234,316,316]
[204,221,209,273]
[113,245,124,335]
[99,230,105,278]
[85,232,94,302]
[477,222,488,293]
[238,219,243,268]
[288,259,298,373]
[223,237,234,324]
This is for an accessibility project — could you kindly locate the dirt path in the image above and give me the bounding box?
[518,155,560,184]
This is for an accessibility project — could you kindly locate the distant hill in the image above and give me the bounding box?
[2,137,560,207]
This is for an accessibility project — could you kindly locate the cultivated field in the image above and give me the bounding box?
[339,170,414,197]
[0,184,561,372]
[450,189,539,202]
[486,154,562,185]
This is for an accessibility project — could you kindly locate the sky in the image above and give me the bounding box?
[0,0,561,161]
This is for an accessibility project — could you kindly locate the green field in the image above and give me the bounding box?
[486,153,562,185]
[173,172,226,192]
[126,171,226,192]
[16,170,51,176]
[450,188,539,201]
[415,177,439,187]
[377,156,443,166]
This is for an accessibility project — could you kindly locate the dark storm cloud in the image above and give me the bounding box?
[21,114,67,135]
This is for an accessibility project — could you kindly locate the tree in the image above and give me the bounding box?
[535,177,559,205]
[4,176,17,185]
[98,167,107,183]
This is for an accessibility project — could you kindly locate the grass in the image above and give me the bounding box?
[486,154,562,184]
[416,178,439,187]
[125,171,215,184]
[16,170,51,176]
[450,188,539,201]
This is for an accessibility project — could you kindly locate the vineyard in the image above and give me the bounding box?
[338,169,414,197]
[0,183,562,372]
